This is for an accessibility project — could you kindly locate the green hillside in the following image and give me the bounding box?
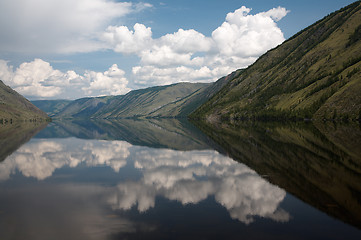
[150,69,243,117]
[191,1,361,121]
[0,80,49,122]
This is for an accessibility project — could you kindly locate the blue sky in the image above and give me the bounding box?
[0,0,357,100]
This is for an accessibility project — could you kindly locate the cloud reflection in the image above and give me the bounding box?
[0,138,289,224]
[111,148,290,224]
[0,138,131,180]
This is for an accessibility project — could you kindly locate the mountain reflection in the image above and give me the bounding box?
[0,121,48,162]
[193,120,361,229]
[0,136,289,224]
[36,118,213,150]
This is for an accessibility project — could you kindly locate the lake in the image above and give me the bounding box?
[0,119,360,239]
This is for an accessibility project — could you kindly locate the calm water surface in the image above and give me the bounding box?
[0,119,360,239]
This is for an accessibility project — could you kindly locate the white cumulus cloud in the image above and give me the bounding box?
[132,65,214,86]
[83,64,131,96]
[0,59,130,99]
[102,6,289,87]
[159,29,214,54]
[261,6,290,22]
[102,23,153,54]
[212,6,288,57]
[0,59,79,98]
[102,25,212,67]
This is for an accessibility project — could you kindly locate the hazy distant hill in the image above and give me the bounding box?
[33,80,229,119]
[0,80,48,121]
[51,82,209,119]
[32,100,72,117]
[191,1,361,121]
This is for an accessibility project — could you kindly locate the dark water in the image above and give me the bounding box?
[0,119,360,240]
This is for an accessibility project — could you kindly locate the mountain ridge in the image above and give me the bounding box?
[191,1,361,121]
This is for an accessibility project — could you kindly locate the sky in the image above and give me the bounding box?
[0,0,357,100]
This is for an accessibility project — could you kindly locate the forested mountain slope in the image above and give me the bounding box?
[191,1,361,121]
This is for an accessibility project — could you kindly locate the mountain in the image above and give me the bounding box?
[35,71,240,119]
[0,80,49,122]
[151,69,243,117]
[93,82,212,118]
[39,79,233,119]
[191,1,361,121]
[52,82,210,119]
[32,99,72,117]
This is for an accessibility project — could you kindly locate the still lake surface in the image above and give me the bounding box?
[0,119,361,239]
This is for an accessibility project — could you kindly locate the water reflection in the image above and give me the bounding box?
[1,119,361,239]
[0,139,132,180]
[0,121,47,162]
[0,183,145,240]
[36,118,212,150]
[0,137,288,224]
[109,148,289,224]
[194,120,361,229]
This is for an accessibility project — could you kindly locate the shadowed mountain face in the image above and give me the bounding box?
[192,1,361,121]
[0,80,48,121]
[192,120,361,229]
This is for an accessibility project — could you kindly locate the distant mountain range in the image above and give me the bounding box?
[33,71,240,119]
[31,99,72,117]
[0,80,48,122]
[191,1,361,121]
